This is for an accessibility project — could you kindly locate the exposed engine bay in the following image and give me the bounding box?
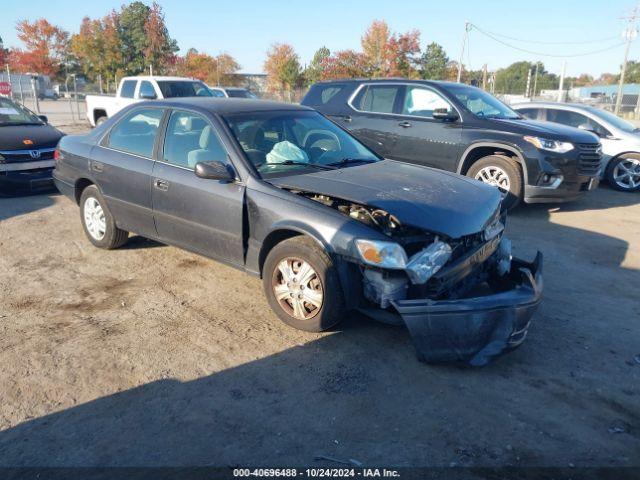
[293,190,512,311]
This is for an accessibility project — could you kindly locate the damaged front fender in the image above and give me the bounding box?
[392,253,543,366]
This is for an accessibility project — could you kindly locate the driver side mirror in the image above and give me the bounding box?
[195,161,235,182]
[38,115,48,123]
[432,108,458,122]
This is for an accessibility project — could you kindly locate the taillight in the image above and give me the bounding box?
[54,149,61,161]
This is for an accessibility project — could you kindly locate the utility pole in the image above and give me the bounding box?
[457,21,471,83]
[557,60,567,103]
[482,64,488,91]
[525,68,532,97]
[532,62,539,99]
[615,3,640,115]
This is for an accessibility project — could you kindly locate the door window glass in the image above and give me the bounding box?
[401,86,453,118]
[353,85,401,114]
[120,80,137,98]
[163,111,228,169]
[517,108,540,120]
[107,108,163,157]
[546,109,609,136]
[138,81,156,99]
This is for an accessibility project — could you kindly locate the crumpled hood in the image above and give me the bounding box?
[0,124,63,150]
[270,160,502,239]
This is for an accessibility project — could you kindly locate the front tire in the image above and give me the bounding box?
[263,236,345,332]
[605,156,640,191]
[467,155,523,209]
[79,185,128,249]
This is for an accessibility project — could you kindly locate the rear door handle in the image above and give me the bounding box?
[91,161,104,172]
[342,115,352,123]
[398,121,412,128]
[154,178,169,191]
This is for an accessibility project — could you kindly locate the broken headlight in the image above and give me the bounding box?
[405,240,452,284]
[354,239,408,269]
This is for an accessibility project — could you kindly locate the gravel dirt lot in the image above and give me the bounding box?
[0,118,638,470]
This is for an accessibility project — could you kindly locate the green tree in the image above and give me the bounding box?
[419,42,449,80]
[118,1,177,75]
[623,60,640,83]
[494,61,558,95]
[304,46,330,86]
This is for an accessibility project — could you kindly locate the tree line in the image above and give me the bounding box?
[0,4,634,95]
[0,1,243,89]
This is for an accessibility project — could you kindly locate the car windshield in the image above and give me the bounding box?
[156,81,213,98]
[585,106,638,133]
[447,85,520,120]
[223,110,380,178]
[0,98,43,126]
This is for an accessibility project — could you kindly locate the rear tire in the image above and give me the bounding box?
[95,115,107,127]
[263,236,345,332]
[467,155,523,209]
[79,185,128,249]
[605,156,640,191]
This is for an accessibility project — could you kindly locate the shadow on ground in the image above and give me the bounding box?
[0,191,58,222]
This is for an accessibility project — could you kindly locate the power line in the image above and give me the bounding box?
[468,25,618,45]
[470,24,626,58]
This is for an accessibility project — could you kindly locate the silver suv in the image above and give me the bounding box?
[513,102,640,192]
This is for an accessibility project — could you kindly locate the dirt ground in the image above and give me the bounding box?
[0,120,639,468]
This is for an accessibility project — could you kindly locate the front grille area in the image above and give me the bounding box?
[576,143,602,175]
[0,148,55,163]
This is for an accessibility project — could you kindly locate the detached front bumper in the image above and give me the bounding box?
[391,253,543,366]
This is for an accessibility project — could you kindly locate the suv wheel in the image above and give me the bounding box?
[263,236,345,332]
[80,185,129,249]
[95,116,107,127]
[467,155,523,209]
[606,156,640,191]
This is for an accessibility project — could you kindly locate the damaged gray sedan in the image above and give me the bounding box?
[53,98,542,366]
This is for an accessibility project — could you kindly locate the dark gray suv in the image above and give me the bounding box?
[303,79,602,208]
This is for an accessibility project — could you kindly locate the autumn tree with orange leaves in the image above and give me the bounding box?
[264,43,302,100]
[8,19,69,77]
[173,49,241,86]
[317,20,421,82]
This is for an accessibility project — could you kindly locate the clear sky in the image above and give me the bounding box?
[1,0,638,78]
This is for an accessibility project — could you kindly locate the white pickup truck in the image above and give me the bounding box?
[85,76,213,127]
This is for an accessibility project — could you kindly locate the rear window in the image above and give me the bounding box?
[303,84,346,105]
[351,85,401,114]
[156,81,212,98]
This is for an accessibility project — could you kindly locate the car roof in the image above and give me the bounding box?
[512,102,593,110]
[122,76,201,82]
[144,97,312,115]
[312,78,463,88]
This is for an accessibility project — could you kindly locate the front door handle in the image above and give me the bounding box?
[342,115,352,123]
[398,121,412,128]
[91,161,104,172]
[154,178,169,191]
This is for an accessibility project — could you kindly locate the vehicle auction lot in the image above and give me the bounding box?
[0,180,639,467]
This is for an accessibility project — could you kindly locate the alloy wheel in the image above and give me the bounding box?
[272,257,324,320]
[83,197,106,241]
[474,166,511,196]
[613,158,640,190]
